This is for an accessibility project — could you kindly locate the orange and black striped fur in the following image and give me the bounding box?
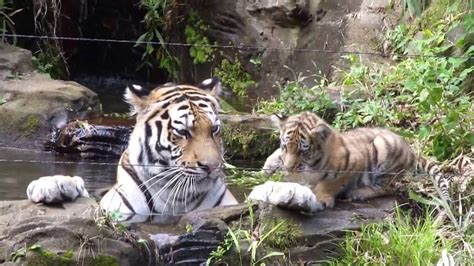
[100,78,237,220]
[263,111,450,209]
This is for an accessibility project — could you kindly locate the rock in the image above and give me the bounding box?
[192,0,401,98]
[53,119,132,158]
[260,197,397,262]
[0,195,397,264]
[246,0,316,27]
[221,114,279,159]
[0,73,101,150]
[173,197,397,263]
[0,198,156,265]
[0,44,34,81]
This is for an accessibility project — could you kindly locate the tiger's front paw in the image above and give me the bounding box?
[27,175,89,204]
[248,181,323,213]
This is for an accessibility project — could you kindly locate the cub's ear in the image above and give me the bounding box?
[197,77,222,97]
[311,124,332,142]
[124,84,147,115]
[271,114,288,129]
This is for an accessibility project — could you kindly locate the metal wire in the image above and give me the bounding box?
[3,33,473,59]
[0,158,433,176]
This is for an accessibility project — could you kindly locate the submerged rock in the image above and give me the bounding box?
[51,114,279,159]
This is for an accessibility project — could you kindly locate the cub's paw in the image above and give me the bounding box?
[262,149,283,176]
[248,181,323,213]
[27,175,89,204]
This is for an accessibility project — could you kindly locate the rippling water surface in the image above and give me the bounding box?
[0,148,255,202]
[0,148,116,200]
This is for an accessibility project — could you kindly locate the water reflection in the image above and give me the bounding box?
[0,147,116,200]
[0,147,258,203]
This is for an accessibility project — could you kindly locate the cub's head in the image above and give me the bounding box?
[273,111,334,172]
[125,77,224,181]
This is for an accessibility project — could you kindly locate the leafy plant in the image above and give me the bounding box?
[257,66,336,120]
[185,11,214,64]
[32,48,66,79]
[214,58,255,97]
[135,0,179,79]
[206,202,287,265]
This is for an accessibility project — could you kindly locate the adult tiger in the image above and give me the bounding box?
[249,111,450,213]
[27,78,237,221]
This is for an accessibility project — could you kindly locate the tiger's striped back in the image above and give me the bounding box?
[100,78,237,221]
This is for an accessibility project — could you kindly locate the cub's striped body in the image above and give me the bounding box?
[99,78,237,219]
[259,111,449,211]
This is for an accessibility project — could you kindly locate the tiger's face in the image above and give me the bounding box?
[125,78,224,182]
[273,112,333,173]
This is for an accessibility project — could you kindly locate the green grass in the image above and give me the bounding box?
[330,208,453,266]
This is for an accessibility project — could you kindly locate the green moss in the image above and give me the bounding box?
[90,255,119,266]
[262,218,302,250]
[20,115,39,138]
[23,247,73,266]
[222,124,279,159]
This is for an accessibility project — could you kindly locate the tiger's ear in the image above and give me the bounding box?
[124,84,147,115]
[197,77,222,97]
[311,124,332,142]
[271,114,288,129]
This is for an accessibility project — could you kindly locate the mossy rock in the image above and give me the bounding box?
[220,114,279,160]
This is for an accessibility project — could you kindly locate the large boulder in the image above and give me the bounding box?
[0,61,101,149]
[0,44,34,80]
[0,196,396,265]
[0,198,156,265]
[191,0,400,97]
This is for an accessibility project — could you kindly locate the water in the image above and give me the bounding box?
[0,147,255,202]
[0,147,116,200]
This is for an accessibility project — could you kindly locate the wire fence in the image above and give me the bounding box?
[0,157,437,177]
[3,33,473,59]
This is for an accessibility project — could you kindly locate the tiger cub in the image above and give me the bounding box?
[249,111,449,213]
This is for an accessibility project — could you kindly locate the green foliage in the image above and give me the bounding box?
[214,58,255,97]
[96,209,128,233]
[226,167,283,187]
[403,0,427,18]
[10,244,74,265]
[207,202,287,265]
[0,0,21,45]
[257,67,336,119]
[185,11,214,64]
[185,223,193,233]
[258,1,473,161]
[261,218,302,250]
[331,208,452,265]
[135,0,179,79]
[32,48,66,79]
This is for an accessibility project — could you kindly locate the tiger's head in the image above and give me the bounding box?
[125,78,224,184]
[273,111,334,172]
